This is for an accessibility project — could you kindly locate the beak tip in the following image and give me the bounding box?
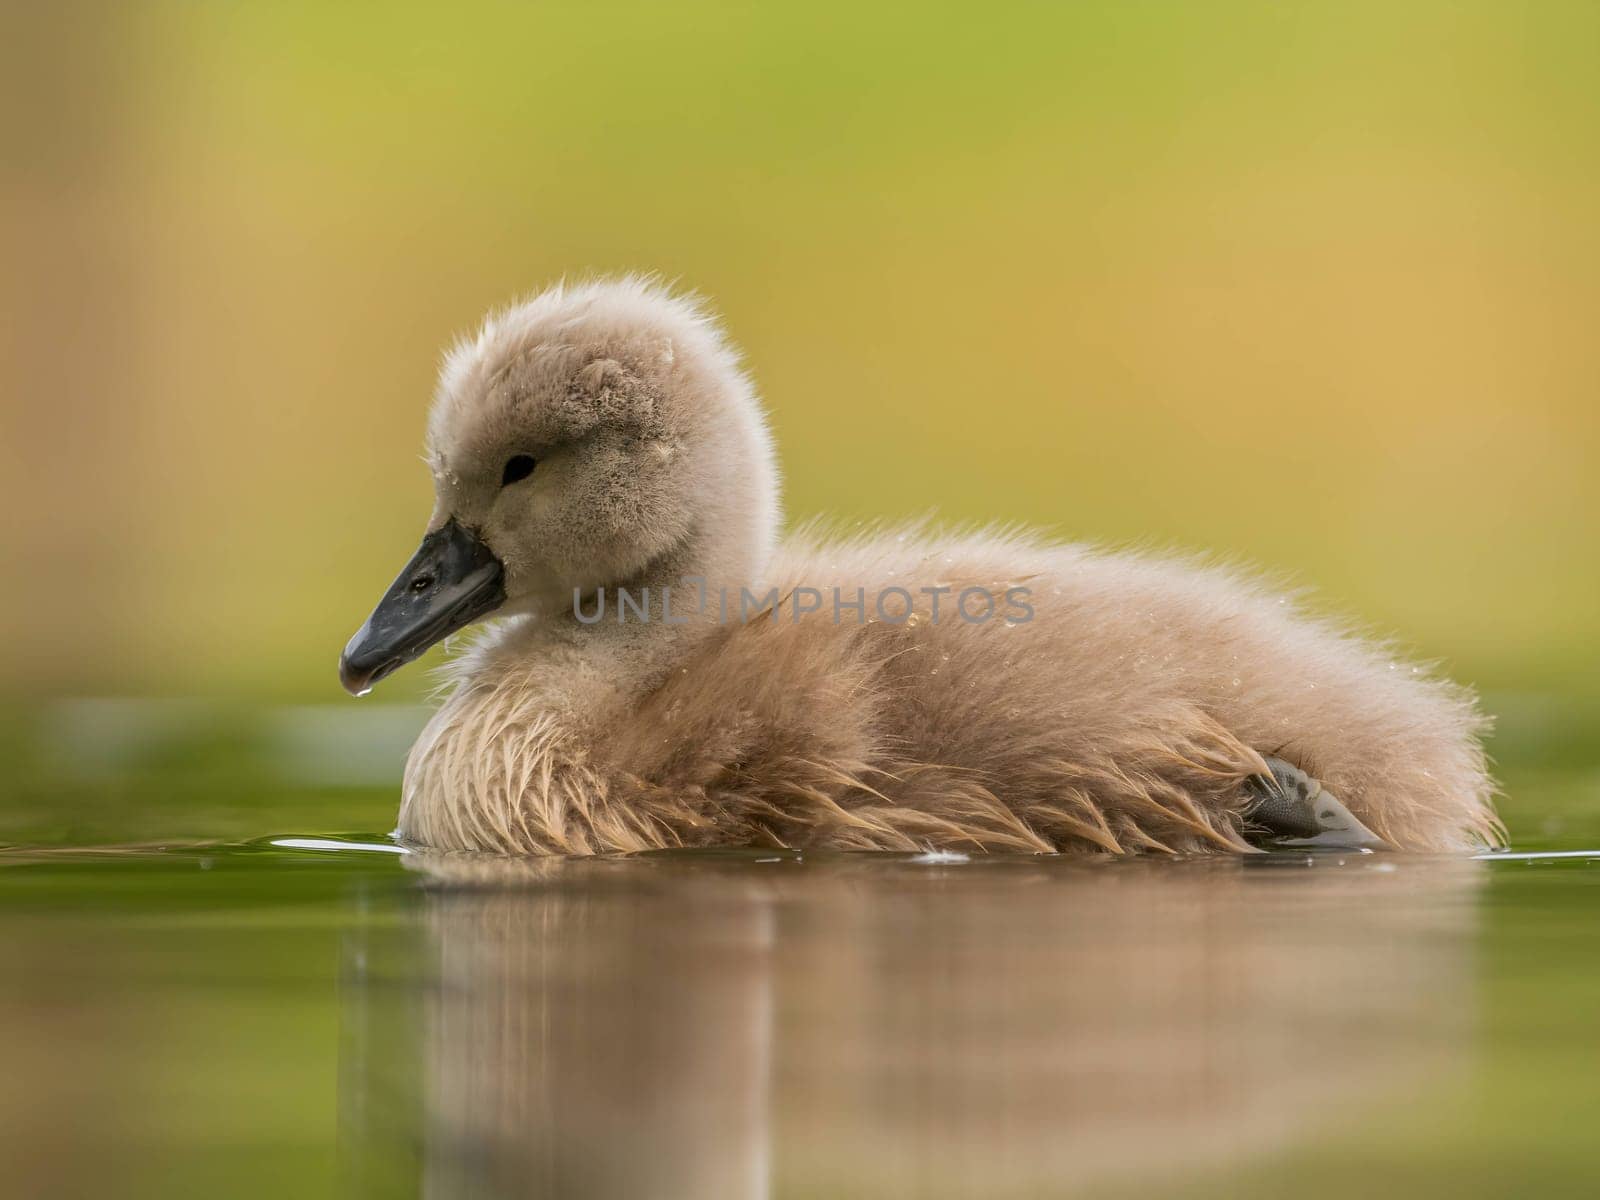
[338,652,376,697]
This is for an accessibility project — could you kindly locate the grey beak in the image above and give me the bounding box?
[339,519,506,695]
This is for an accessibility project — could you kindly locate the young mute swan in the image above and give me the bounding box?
[340,278,1500,856]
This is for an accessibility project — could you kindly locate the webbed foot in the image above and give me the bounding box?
[1243,757,1390,850]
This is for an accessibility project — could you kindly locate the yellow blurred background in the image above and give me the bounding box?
[4,0,1597,706]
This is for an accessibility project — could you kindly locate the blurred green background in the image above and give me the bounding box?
[2,0,1598,811]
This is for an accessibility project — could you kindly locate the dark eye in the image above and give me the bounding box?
[501,455,537,486]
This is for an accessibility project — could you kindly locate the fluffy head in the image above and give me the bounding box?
[424,277,781,612]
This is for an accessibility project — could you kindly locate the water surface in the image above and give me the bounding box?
[2,704,1598,1197]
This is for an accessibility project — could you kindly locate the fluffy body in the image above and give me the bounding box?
[388,278,1499,856]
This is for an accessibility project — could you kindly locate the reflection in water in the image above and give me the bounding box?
[342,852,1483,1199]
